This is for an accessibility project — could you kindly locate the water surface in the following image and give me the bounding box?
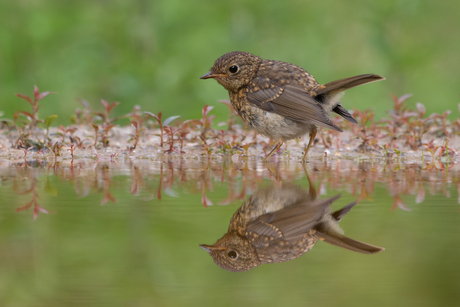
[0,157,458,307]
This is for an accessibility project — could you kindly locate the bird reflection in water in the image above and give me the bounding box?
[200,181,384,272]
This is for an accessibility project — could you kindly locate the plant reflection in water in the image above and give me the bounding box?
[1,156,458,221]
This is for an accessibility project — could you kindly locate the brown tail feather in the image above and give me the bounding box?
[317,74,385,95]
[315,230,385,254]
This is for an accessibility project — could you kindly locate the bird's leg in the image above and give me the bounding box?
[302,128,318,162]
[266,164,282,183]
[264,142,283,162]
[302,163,317,200]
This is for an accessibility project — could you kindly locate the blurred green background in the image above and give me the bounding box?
[0,0,459,125]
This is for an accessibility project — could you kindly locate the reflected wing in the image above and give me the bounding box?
[247,195,341,242]
[247,84,342,132]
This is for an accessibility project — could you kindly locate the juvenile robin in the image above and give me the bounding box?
[200,51,385,161]
[199,184,384,272]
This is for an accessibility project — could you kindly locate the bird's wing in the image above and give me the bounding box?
[247,83,342,132]
[332,104,358,124]
[247,195,342,242]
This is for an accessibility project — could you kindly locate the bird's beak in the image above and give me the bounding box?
[199,244,227,252]
[200,72,228,79]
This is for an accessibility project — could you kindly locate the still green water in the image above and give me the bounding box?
[0,158,458,307]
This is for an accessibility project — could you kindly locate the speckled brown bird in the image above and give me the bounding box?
[200,51,385,161]
[199,184,384,272]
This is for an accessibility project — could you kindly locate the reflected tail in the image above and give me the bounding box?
[315,230,385,254]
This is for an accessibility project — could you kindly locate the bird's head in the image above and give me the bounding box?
[200,51,262,91]
[200,232,261,272]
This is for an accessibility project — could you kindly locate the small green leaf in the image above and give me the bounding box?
[44,115,58,128]
[163,115,181,126]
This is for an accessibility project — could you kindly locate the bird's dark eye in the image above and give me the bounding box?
[227,250,238,259]
[229,65,239,74]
